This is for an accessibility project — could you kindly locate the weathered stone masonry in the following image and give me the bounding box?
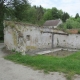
[4,21,80,54]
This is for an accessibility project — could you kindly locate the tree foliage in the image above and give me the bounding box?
[0,0,5,39]
[75,13,79,19]
[59,18,80,29]
[43,9,53,20]
[62,12,70,22]
[4,1,71,24]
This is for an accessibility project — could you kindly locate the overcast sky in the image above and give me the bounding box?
[29,0,80,17]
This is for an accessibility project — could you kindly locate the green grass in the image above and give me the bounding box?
[4,51,80,80]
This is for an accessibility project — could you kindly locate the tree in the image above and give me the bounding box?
[62,12,70,22]
[36,5,44,21]
[43,9,53,20]
[75,13,79,19]
[12,0,30,21]
[58,10,63,19]
[27,7,37,23]
[43,7,64,21]
[76,17,80,23]
[5,0,30,21]
[52,7,60,19]
[0,0,5,39]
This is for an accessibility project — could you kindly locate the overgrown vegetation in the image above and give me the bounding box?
[58,17,80,33]
[0,0,4,40]
[4,51,80,80]
[4,0,70,25]
[2,0,80,30]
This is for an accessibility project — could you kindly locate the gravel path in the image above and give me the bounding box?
[0,43,80,80]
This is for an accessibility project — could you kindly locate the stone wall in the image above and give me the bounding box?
[4,22,52,54]
[4,21,80,54]
[54,34,80,49]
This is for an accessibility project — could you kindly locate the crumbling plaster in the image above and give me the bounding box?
[4,21,80,55]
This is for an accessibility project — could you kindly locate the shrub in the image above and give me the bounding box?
[78,29,80,34]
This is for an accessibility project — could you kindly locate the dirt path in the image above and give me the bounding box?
[0,43,79,80]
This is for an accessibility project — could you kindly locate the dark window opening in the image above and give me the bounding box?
[26,35,30,41]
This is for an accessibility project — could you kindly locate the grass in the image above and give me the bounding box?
[4,51,80,80]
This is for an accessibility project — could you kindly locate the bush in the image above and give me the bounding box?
[59,18,80,30]
[78,29,80,34]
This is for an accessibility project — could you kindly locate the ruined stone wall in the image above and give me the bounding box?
[4,22,52,54]
[4,21,80,55]
[54,34,80,49]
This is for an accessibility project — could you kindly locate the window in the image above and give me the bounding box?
[26,35,30,41]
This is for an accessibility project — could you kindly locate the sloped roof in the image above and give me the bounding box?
[43,19,61,26]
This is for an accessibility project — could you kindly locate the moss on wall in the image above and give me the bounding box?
[26,46,37,49]
[5,21,15,28]
[12,30,18,46]
[5,21,36,28]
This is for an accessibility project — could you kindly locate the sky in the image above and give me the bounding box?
[29,0,80,17]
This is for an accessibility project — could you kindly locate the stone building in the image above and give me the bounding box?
[4,21,80,55]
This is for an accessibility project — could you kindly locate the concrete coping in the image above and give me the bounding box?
[36,48,79,55]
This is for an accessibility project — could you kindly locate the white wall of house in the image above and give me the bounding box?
[57,19,63,26]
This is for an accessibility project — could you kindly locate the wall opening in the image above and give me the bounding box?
[26,35,30,41]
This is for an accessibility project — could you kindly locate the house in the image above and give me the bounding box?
[43,19,62,28]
